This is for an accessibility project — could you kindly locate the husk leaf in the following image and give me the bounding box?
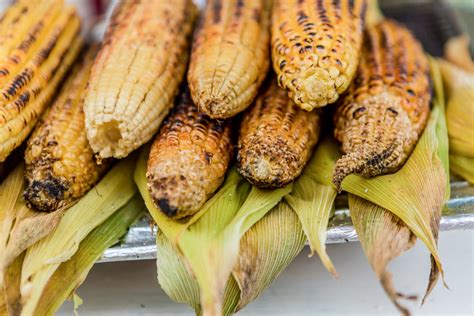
[2,254,24,316]
[34,194,145,316]
[135,148,291,315]
[444,35,474,73]
[19,156,138,315]
[156,200,306,315]
[439,59,474,158]
[449,154,474,184]
[232,201,306,312]
[349,195,417,316]
[285,139,338,276]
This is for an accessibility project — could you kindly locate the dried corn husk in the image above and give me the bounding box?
[444,35,474,73]
[135,147,292,315]
[155,200,306,315]
[18,156,137,315]
[34,194,144,315]
[349,195,416,316]
[285,139,339,276]
[340,58,450,302]
[1,254,24,316]
[450,155,474,184]
[439,59,474,158]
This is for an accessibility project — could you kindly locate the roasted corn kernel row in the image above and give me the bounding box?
[237,78,321,188]
[84,0,197,159]
[0,0,82,162]
[24,47,108,213]
[333,20,431,188]
[188,0,272,119]
[272,0,367,110]
[147,87,234,219]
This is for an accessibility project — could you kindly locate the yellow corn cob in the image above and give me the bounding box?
[237,78,321,188]
[146,87,234,219]
[84,1,197,159]
[271,0,367,110]
[0,0,82,162]
[24,46,108,213]
[187,0,272,119]
[333,20,431,189]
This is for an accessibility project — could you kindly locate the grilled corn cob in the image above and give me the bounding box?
[333,20,431,189]
[237,78,321,188]
[271,0,367,110]
[187,0,271,119]
[24,47,108,213]
[84,1,197,159]
[0,0,82,162]
[146,87,234,219]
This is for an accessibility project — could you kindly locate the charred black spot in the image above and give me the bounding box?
[24,178,68,212]
[387,107,398,116]
[204,151,213,164]
[211,120,225,133]
[157,198,177,217]
[316,45,324,50]
[407,89,415,96]
[279,60,286,70]
[352,106,366,118]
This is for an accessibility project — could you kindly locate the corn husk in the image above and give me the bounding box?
[0,162,67,284]
[340,58,450,303]
[1,254,24,316]
[439,59,474,159]
[349,195,416,316]
[285,139,339,276]
[450,154,474,184]
[156,200,306,315]
[34,194,144,316]
[135,148,291,315]
[18,156,138,315]
[444,35,474,73]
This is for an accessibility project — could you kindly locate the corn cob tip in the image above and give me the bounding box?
[237,138,306,189]
[23,178,69,212]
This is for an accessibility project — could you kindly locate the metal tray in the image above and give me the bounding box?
[98,0,474,263]
[99,181,474,263]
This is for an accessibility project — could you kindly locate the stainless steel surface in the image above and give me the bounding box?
[99,181,474,263]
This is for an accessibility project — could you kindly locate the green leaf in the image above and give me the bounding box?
[34,194,144,316]
[19,156,138,315]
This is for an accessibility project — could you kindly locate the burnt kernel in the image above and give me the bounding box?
[352,106,366,119]
[279,60,286,69]
[157,198,177,217]
[407,89,415,96]
[387,107,398,116]
[47,140,58,147]
[204,151,213,164]
[316,45,324,50]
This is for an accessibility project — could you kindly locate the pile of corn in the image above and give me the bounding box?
[0,0,469,315]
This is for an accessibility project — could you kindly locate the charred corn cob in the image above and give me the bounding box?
[0,0,82,162]
[24,47,108,213]
[187,0,271,119]
[84,1,197,159]
[271,0,367,110]
[237,78,321,188]
[146,87,234,219]
[333,20,431,189]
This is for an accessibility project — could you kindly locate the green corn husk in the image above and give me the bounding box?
[135,147,293,315]
[18,156,138,315]
[285,139,339,276]
[349,195,416,316]
[340,58,450,305]
[34,194,145,315]
[0,163,66,283]
[450,154,474,184]
[156,200,306,315]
